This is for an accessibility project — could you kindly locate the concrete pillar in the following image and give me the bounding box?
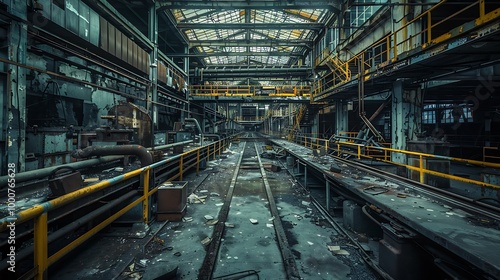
[5,14,28,172]
[391,80,422,164]
[335,100,348,138]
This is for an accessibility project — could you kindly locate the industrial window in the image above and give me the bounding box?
[423,104,473,124]
[53,0,64,9]
[422,109,435,124]
[345,0,388,37]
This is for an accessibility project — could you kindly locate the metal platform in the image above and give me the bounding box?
[272,139,500,279]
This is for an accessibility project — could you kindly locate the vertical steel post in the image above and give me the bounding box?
[142,167,150,224]
[34,213,48,280]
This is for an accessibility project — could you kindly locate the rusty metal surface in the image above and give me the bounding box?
[107,102,152,147]
[48,171,83,197]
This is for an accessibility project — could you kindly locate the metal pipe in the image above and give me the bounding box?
[150,140,193,151]
[204,134,220,142]
[0,156,123,189]
[71,145,152,167]
[185,118,204,145]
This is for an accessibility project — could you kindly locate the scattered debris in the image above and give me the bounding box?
[327,245,341,251]
[102,167,115,173]
[301,201,311,206]
[199,190,209,194]
[268,217,275,222]
[360,244,372,252]
[328,245,350,255]
[397,193,407,198]
[182,217,193,222]
[174,252,182,257]
[188,194,205,204]
[115,167,124,172]
[307,241,314,245]
[210,192,220,197]
[206,219,219,226]
[83,178,99,183]
[334,249,350,255]
[215,203,224,207]
[201,237,212,246]
[266,223,274,228]
[204,215,214,220]
[224,222,235,228]
[330,164,342,173]
[249,218,258,224]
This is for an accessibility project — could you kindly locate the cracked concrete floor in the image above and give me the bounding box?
[51,142,378,280]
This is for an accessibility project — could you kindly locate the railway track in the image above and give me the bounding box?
[198,141,300,280]
[271,138,500,279]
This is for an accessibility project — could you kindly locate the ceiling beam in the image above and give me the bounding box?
[165,51,303,57]
[196,66,312,73]
[189,39,312,48]
[177,22,324,30]
[157,1,341,12]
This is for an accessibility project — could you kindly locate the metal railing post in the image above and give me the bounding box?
[419,155,425,184]
[34,213,48,280]
[180,155,184,181]
[196,149,200,175]
[142,167,150,224]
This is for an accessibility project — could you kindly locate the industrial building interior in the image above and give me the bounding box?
[1,0,500,279]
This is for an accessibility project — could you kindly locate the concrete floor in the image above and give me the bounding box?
[51,142,378,279]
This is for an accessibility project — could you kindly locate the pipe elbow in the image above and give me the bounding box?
[71,145,152,167]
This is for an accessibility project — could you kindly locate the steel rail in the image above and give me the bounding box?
[197,142,247,280]
[255,142,301,280]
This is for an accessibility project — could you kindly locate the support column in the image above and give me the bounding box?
[149,4,158,133]
[391,80,422,164]
[335,100,348,138]
[181,46,189,121]
[6,17,28,172]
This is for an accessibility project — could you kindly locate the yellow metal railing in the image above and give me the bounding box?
[287,105,307,141]
[290,134,500,191]
[0,138,232,279]
[234,116,265,122]
[313,0,500,98]
[189,85,312,98]
[483,146,500,162]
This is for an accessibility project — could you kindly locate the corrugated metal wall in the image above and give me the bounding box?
[38,0,99,46]
[37,0,149,74]
[99,16,149,74]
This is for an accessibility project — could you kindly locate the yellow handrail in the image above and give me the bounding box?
[0,136,233,279]
[313,0,500,99]
[292,135,500,190]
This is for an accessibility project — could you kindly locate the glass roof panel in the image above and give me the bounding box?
[174,8,328,66]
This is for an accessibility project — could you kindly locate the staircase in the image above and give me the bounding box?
[287,105,307,141]
[325,56,351,84]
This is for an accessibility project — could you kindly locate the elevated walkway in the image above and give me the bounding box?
[313,0,500,101]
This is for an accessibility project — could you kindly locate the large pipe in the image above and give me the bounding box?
[0,156,123,189]
[185,118,204,145]
[71,145,152,167]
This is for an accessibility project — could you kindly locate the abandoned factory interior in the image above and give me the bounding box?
[1,0,500,279]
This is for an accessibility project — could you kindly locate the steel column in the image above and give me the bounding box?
[335,100,348,139]
[6,18,27,172]
[391,80,422,164]
[149,4,159,130]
